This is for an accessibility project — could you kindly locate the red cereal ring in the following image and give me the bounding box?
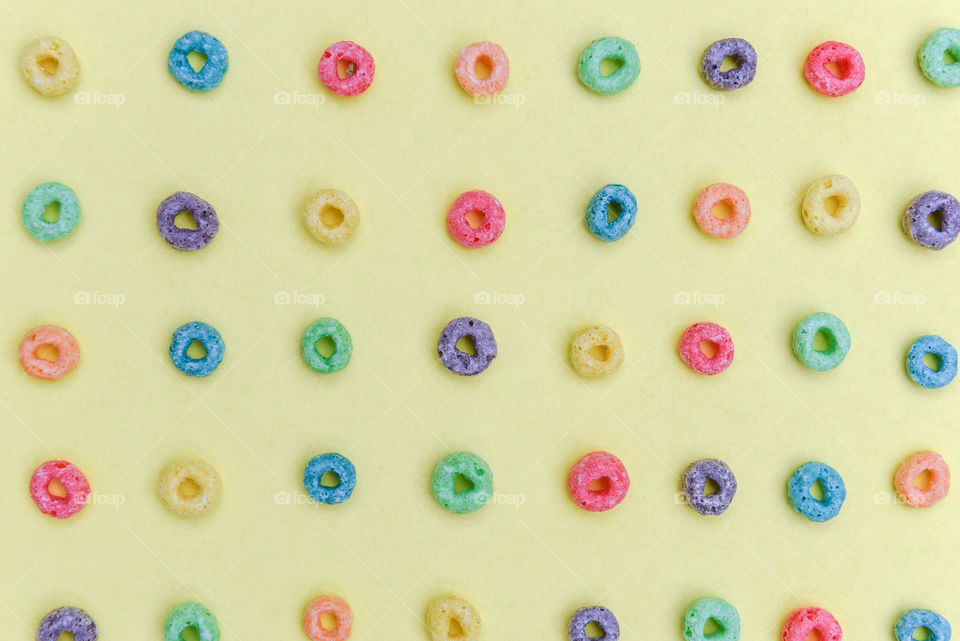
[303,596,353,641]
[803,41,865,97]
[29,460,90,519]
[455,41,509,96]
[446,189,505,248]
[781,607,842,641]
[318,41,374,97]
[895,451,950,508]
[678,322,734,375]
[567,451,630,512]
[18,324,80,380]
[693,183,751,238]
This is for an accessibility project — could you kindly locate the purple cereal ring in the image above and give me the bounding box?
[700,38,757,91]
[437,317,497,376]
[156,191,219,251]
[902,190,960,250]
[682,458,737,516]
[569,606,620,641]
[36,607,98,641]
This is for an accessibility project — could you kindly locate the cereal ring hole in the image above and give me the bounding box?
[337,59,357,79]
[584,621,605,638]
[588,344,611,361]
[35,343,59,362]
[320,612,339,631]
[913,469,932,490]
[319,470,340,488]
[600,57,624,77]
[42,201,61,223]
[588,477,610,493]
[455,335,477,356]
[944,50,958,65]
[186,50,208,73]
[453,473,475,494]
[47,477,67,498]
[37,55,59,76]
[180,626,203,641]
[699,340,719,359]
[710,200,734,220]
[914,625,932,640]
[825,60,845,78]
[464,210,485,229]
[822,195,842,217]
[703,477,720,496]
[927,209,944,231]
[607,201,622,223]
[812,329,834,353]
[314,335,336,358]
[719,56,740,72]
[448,618,466,636]
[703,617,722,635]
[923,352,943,371]
[808,478,825,500]
[320,205,345,228]
[173,210,199,230]
[178,477,202,499]
[185,339,207,360]
[474,56,493,79]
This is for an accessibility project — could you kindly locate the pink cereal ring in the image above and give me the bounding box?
[446,189,505,248]
[678,322,734,375]
[18,324,80,380]
[568,451,630,512]
[303,596,353,641]
[29,460,90,519]
[781,607,842,641]
[455,41,509,96]
[803,41,865,97]
[693,183,751,238]
[318,41,374,97]
[895,450,950,508]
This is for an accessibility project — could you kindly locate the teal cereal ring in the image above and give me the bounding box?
[431,452,493,514]
[164,602,219,641]
[682,598,740,641]
[578,37,640,95]
[21,182,80,242]
[919,28,960,88]
[301,318,352,374]
[792,312,851,372]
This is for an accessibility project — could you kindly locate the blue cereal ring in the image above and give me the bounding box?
[787,461,846,522]
[169,321,225,377]
[895,609,951,641]
[907,335,958,389]
[919,28,960,88]
[585,184,637,242]
[303,453,356,504]
[168,30,229,92]
[21,182,81,242]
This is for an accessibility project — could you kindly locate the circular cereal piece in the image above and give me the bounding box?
[29,460,90,519]
[782,607,842,641]
[902,190,960,250]
[585,184,637,242]
[164,602,219,641]
[682,459,737,516]
[569,325,624,377]
[803,41,864,97]
[168,321,225,377]
[303,453,356,505]
[456,41,509,96]
[578,37,641,95]
[568,451,630,512]
[919,28,960,88]
[158,459,221,517]
[570,606,619,641]
[693,183,751,238]
[318,41,375,97]
[683,598,740,641]
[427,597,481,641]
[792,312,851,372]
[19,325,80,380]
[431,452,493,514]
[301,318,352,374]
[678,322,734,375]
[36,606,97,641]
[787,461,846,522]
[700,38,757,91]
[168,30,228,92]
[303,596,353,641]
[437,317,497,376]
[801,175,860,236]
[21,182,81,242]
[447,190,505,248]
[156,191,219,251]
[303,190,359,245]
[895,451,950,508]
[21,37,80,97]
[895,609,951,641]
[906,335,958,389]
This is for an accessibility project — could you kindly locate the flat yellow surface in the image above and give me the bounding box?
[1,0,959,639]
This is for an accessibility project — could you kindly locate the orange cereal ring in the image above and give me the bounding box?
[455,41,509,97]
[18,325,79,380]
[895,451,950,508]
[303,596,353,641]
[693,183,751,238]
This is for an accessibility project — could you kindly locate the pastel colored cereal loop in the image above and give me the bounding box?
[168,30,229,92]
[801,175,860,235]
[693,183,750,238]
[682,459,737,516]
[21,182,81,242]
[895,609,951,641]
[902,190,960,250]
[303,596,353,641]
[570,606,620,641]
[303,453,357,505]
[678,322,734,375]
[578,37,641,95]
[792,313,851,372]
[301,318,352,374]
[318,41,375,97]
[427,597,481,641]
[585,184,637,242]
[18,324,80,380]
[431,452,493,514]
[919,28,960,88]
[303,190,359,245]
[156,191,220,251]
[21,37,81,97]
[569,325,624,377]
[437,317,497,376]
[169,321,225,377]
[36,607,98,641]
[567,451,630,512]
[29,460,90,519]
[682,598,740,641]
[447,189,505,248]
[781,607,842,641]
[700,38,757,91]
[803,41,865,97]
[895,451,950,508]
[906,335,958,389]
[158,459,221,517]
[787,461,846,522]
[456,41,509,96]
[164,602,219,641]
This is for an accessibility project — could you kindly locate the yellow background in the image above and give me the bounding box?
[1,0,959,638]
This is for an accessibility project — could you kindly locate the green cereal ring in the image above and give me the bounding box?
[792,312,851,372]
[919,28,960,88]
[21,182,80,242]
[682,598,740,641]
[578,37,641,95]
[301,318,352,374]
[431,452,493,514]
[164,602,219,641]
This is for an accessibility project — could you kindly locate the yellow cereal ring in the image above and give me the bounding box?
[158,459,221,517]
[426,597,480,641]
[21,36,80,97]
[569,325,624,377]
[303,190,359,244]
[801,175,860,236]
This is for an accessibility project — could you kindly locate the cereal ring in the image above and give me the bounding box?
[682,459,737,516]
[169,321,225,377]
[456,41,509,96]
[431,452,493,514]
[678,322,734,375]
[318,41,375,97]
[168,31,228,92]
[158,459,221,517]
[156,191,219,251]
[578,37,640,95]
[303,453,356,505]
[303,190,359,245]
[902,190,960,250]
[787,462,846,522]
[803,41,864,97]
[906,335,958,389]
[895,451,950,508]
[437,317,497,376]
[301,318,352,374]
[36,607,97,641]
[303,596,353,641]
[792,313,851,372]
[683,598,740,641]
[21,37,80,97]
[895,609,951,641]
[29,460,90,519]
[801,175,860,235]
[570,606,619,641]
[585,184,637,242]
[568,451,630,512]
[164,602,219,641]
[919,28,960,88]
[700,38,757,91]
[693,183,751,238]
[427,597,481,641]
[19,325,80,380]
[447,190,505,248]
[781,607,842,641]
[569,325,624,377]
[21,182,81,242]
